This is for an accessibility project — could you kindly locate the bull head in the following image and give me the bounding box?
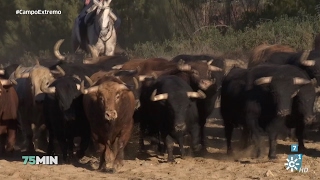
[0,79,17,86]
[299,50,315,66]
[150,89,206,101]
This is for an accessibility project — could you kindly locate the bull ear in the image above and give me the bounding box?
[293,77,310,85]
[254,77,272,85]
[150,89,168,101]
[187,90,206,99]
[0,69,5,75]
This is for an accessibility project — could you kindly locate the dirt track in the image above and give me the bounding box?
[1,117,320,180]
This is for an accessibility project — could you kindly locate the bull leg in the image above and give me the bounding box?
[6,121,17,153]
[177,136,185,159]
[77,127,90,159]
[0,128,6,155]
[138,119,146,152]
[224,122,234,155]
[190,122,202,156]
[165,135,175,162]
[239,126,251,150]
[247,118,262,159]
[295,121,305,152]
[57,137,70,164]
[46,129,55,156]
[105,144,116,172]
[266,119,284,159]
[22,119,35,153]
[98,145,107,171]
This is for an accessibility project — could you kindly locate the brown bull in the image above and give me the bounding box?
[81,75,135,172]
[112,58,173,75]
[0,79,19,154]
[247,43,296,68]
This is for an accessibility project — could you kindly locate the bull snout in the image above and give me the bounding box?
[277,109,290,117]
[105,110,118,121]
[198,79,213,90]
[34,94,45,104]
[175,123,186,132]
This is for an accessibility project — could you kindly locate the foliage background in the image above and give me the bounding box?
[0,0,319,64]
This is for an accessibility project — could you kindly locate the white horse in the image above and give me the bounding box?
[54,0,117,61]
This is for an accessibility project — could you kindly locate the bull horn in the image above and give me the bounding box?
[0,70,5,75]
[40,82,56,94]
[300,60,315,66]
[293,77,310,85]
[133,77,139,90]
[73,75,81,81]
[138,75,154,81]
[14,65,30,79]
[118,84,129,91]
[56,65,65,76]
[53,39,66,60]
[208,65,223,72]
[150,89,168,101]
[112,64,123,70]
[76,84,81,90]
[35,59,40,65]
[299,50,310,62]
[207,59,213,65]
[85,76,94,86]
[254,77,272,85]
[80,80,99,94]
[0,79,17,86]
[187,90,206,99]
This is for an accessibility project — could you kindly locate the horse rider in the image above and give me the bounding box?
[77,0,121,43]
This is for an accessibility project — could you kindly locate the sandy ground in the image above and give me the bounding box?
[1,116,320,180]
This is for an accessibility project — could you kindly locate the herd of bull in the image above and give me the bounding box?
[0,36,320,172]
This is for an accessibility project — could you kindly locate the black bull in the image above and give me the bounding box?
[221,64,316,159]
[139,75,206,162]
[42,76,91,163]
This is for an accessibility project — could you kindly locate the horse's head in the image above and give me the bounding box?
[93,0,112,30]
